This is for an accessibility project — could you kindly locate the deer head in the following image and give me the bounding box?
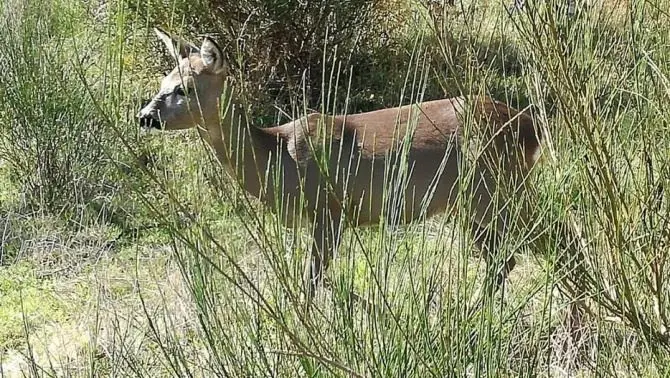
[138,28,228,131]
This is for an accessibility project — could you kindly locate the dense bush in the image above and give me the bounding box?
[0,1,116,220]
[128,0,446,122]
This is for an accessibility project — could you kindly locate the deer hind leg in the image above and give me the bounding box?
[466,177,518,298]
[303,205,342,301]
[471,221,516,295]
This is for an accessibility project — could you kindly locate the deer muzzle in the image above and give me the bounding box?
[137,99,164,130]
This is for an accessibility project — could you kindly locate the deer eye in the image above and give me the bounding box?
[175,86,187,96]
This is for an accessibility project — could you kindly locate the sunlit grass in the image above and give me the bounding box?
[1,0,669,376]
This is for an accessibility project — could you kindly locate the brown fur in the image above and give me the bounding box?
[138,29,542,299]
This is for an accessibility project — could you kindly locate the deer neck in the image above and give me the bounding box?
[198,84,271,198]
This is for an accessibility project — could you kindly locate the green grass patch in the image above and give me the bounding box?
[0,263,69,349]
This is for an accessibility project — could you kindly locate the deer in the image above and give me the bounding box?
[137,28,542,304]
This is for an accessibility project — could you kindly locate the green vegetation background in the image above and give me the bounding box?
[1,0,669,376]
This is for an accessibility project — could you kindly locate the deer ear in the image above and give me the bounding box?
[200,37,226,74]
[154,27,199,60]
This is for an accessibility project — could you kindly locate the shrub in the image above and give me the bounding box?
[128,0,436,122]
[0,0,115,220]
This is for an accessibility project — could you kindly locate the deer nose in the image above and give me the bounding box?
[137,99,163,130]
[139,114,163,130]
[137,98,152,118]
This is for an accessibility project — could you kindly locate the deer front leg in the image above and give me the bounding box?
[303,206,342,302]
